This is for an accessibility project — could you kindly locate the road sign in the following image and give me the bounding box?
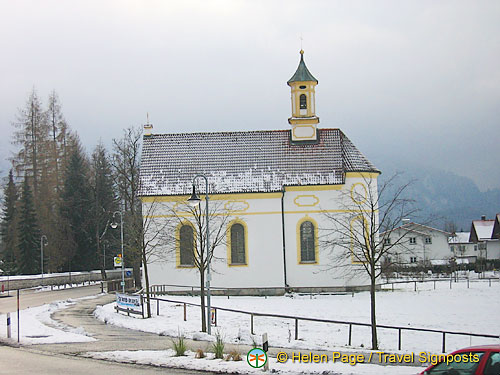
[125,270,132,277]
[114,255,122,267]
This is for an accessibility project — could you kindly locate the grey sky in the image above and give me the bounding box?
[1,0,499,190]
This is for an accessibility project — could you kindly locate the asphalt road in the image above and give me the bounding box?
[0,286,216,374]
[0,284,103,313]
[0,345,205,375]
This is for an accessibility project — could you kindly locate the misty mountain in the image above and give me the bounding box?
[372,156,500,231]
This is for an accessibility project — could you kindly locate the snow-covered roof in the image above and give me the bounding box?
[448,232,471,244]
[381,222,451,237]
[139,128,379,196]
[471,220,494,240]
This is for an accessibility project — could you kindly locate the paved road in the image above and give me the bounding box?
[0,345,205,375]
[0,284,103,313]
[0,288,216,374]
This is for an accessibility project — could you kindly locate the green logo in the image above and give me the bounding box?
[247,348,267,368]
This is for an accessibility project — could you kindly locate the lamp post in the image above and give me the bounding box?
[102,239,109,272]
[111,211,125,293]
[40,235,48,285]
[187,175,211,335]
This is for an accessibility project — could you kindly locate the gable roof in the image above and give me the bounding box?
[448,232,471,244]
[470,219,495,242]
[287,51,318,84]
[381,222,451,237]
[139,128,379,196]
[493,214,500,239]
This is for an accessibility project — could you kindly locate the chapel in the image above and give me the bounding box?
[139,51,380,294]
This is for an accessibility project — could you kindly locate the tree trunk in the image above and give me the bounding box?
[200,268,206,332]
[142,248,151,318]
[370,266,378,350]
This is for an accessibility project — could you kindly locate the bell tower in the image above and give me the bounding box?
[287,50,319,141]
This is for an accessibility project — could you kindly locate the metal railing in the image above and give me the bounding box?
[144,295,499,353]
[380,277,499,292]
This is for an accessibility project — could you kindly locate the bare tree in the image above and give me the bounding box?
[112,126,142,286]
[321,173,417,350]
[149,198,232,332]
[131,198,174,318]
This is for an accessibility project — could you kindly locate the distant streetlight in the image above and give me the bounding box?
[187,175,212,335]
[111,211,125,293]
[40,235,48,284]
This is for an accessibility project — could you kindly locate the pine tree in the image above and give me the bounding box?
[0,170,19,274]
[17,175,41,275]
[60,145,94,271]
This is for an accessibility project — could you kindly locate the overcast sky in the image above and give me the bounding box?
[1,0,499,190]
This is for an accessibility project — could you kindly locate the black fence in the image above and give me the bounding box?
[144,295,499,353]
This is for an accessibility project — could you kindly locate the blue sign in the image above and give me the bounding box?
[125,270,132,277]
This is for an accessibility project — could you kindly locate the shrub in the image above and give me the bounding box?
[172,330,187,356]
[212,331,225,359]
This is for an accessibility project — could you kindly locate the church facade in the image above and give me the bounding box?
[139,51,380,294]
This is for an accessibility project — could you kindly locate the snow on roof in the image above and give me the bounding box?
[472,220,494,240]
[448,232,471,244]
[381,222,451,237]
[139,128,379,196]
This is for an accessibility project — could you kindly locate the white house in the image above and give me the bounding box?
[448,232,478,263]
[139,51,381,294]
[469,215,500,261]
[382,222,451,266]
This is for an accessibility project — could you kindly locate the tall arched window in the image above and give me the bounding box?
[299,94,307,109]
[230,223,246,265]
[179,224,194,266]
[300,221,315,262]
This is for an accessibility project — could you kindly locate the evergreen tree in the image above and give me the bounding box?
[0,170,19,274]
[17,175,41,275]
[60,146,94,271]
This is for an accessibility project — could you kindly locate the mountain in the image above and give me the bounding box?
[372,156,500,231]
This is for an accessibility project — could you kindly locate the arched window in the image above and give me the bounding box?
[230,223,246,265]
[300,221,315,262]
[299,94,307,109]
[179,224,194,266]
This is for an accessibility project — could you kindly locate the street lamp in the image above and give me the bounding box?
[102,239,109,272]
[187,175,212,335]
[111,211,125,294]
[40,235,48,285]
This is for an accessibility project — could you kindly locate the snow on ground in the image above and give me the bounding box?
[94,280,500,355]
[0,298,96,345]
[85,349,419,374]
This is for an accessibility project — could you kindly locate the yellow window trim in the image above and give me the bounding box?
[350,183,368,205]
[296,215,319,265]
[176,220,196,269]
[226,218,249,267]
